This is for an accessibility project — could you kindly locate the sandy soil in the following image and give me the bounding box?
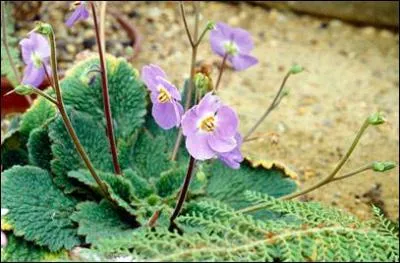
[11,1,400,220]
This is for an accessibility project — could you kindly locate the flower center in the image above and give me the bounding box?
[223,41,239,55]
[200,116,216,132]
[31,52,42,68]
[157,86,171,103]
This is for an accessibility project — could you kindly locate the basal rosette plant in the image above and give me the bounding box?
[1,1,398,262]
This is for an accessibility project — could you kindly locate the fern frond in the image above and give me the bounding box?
[89,199,399,262]
[245,191,361,227]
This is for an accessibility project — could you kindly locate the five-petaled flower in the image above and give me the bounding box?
[19,32,51,88]
[1,208,9,248]
[65,1,89,27]
[181,92,243,168]
[141,64,184,130]
[210,22,258,71]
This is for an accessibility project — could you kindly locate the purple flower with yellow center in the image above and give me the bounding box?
[210,22,258,71]
[218,133,243,169]
[19,32,51,88]
[181,93,242,166]
[141,64,184,130]
[65,1,89,27]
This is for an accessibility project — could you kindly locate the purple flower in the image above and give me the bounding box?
[1,208,9,248]
[65,1,89,27]
[19,32,51,88]
[181,92,242,166]
[141,64,183,130]
[218,132,243,169]
[210,22,258,71]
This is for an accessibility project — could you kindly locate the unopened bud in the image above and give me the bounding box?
[372,161,396,172]
[14,84,34,95]
[290,64,304,74]
[33,21,52,35]
[368,112,386,125]
[194,72,211,91]
[206,21,216,30]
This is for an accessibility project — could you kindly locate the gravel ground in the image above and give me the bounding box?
[11,1,400,220]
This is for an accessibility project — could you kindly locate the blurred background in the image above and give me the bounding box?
[1,1,399,220]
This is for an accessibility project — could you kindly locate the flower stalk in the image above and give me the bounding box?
[1,1,32,105]
[170,156,196,225]
[243,70,292,141]
[90,2,121,175]
[238,115,392,214]
[214,53,228,92]
[36,23,112,204]
[171,2,201,161]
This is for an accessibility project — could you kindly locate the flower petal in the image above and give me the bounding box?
[157,77,181,101]
[229,54,258,71]
[208,134,236,153]
[19,37,35,64]
[22,63,46,88]
[210,22,233,57]
[215,105,238,138]
[141,64,167,92]
[196,92,221,118]
[30,32,50,59]
[181,106,199,136]
[218,133,243,169]
[152,101,180,130]
[173,101,184,127]
[232,28,254,54]
[1,231,7,248]
[186,133,216,160]
[66,4,89,27]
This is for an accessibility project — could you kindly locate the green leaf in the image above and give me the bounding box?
[131,130,173,179]
[1,130,28,170]
[60,55,147,141]
[71,200,138,245]
[156,166,206,198]
[124,169,154,199]
[1,234,68,262]
[68,169,139,218]
[205,160,297,209]
[27,126,52,171]
[49,109,114,193]
[68,169,137,204]
[1,166,81,251]
[19,96,56,137]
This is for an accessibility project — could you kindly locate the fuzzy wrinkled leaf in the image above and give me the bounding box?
[49,109,114,193]
[27,126,52,170]
[1,234,68,262]
[1,166,80,251]
[60,55,147,141]
[70,200,138,245]
[205,160,297,209]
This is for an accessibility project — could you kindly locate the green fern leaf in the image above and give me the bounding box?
[1,166,81,251]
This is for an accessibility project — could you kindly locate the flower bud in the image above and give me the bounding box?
[33,21,53,35]
[194,72,212,92]
[206,21,216,30]
[368,112,386,125]
[372,161,396,172]
[14,84,34,95]
[290,64,304,74]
